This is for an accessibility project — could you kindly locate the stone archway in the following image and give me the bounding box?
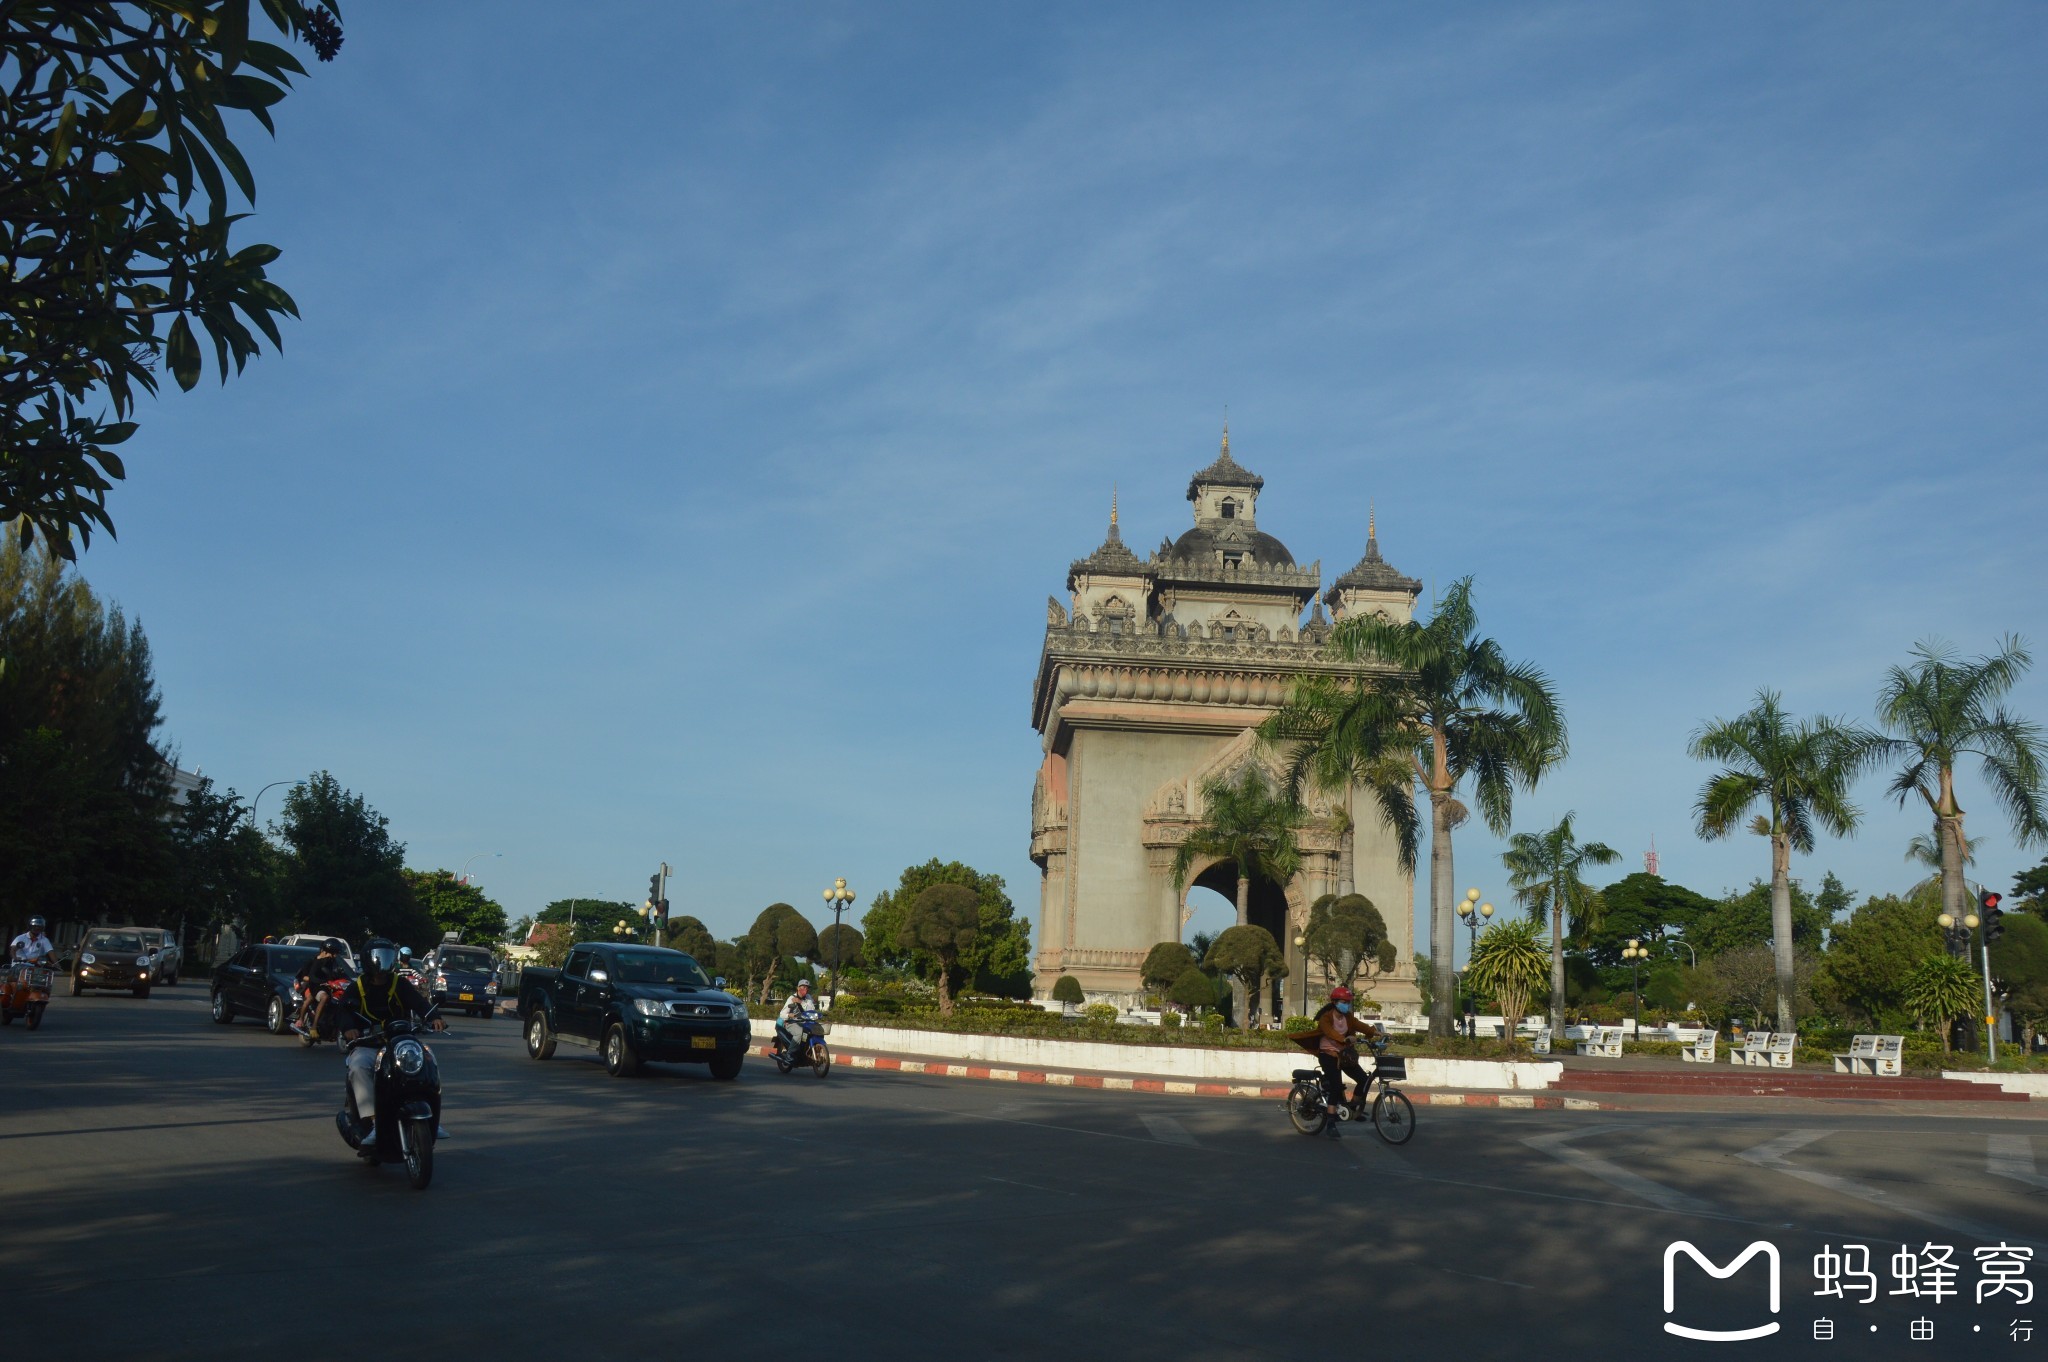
[1188,858,1296,1024]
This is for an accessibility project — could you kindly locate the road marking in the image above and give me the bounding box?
[1141,1114,1197,1147]
[983,1176,1077,1197]
[1988,1134,2048,1191]
[1440,1266,1534,1290]
[1739,1130,2038,1246]
[1522,1127,1718,1216]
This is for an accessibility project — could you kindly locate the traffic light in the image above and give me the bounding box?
[649,873,661,904]
[656,897,670,919]
[1981,889,2005,945]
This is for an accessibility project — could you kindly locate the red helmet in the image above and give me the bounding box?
[1329,986,1355,1003]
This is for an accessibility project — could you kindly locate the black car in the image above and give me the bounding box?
[423,943,499,1019]
[211,944,320,1034]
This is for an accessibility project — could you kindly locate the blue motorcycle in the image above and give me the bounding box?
[772,1010,830,1078]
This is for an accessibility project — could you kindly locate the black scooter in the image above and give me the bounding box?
[772,1010,831,1077]
[336,1018,446,1189]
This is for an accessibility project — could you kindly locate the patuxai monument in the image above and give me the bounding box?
[1030,429,1425,1012]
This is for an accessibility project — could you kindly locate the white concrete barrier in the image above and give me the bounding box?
[1941,1071,2048,1098]
[755,1019,1561,1090]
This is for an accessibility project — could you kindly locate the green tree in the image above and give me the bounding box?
[1816,871,1855,924]
[1299,893,1391,996]
[167,775,280,953]
[1903,953,1979,1053]
[899,883,981,1015]
[274,771,430,946]
[534,898,631,931]
[1202,924,1285,1030]
[1816,889,1943,1027]
[1691,878,1833,959]
[1140,941,1196,995]
[1463,917,1548,1044]
[744,903,816,1002]
[400,868,508,947]
[817,923,862,978]
[1168,767,1304,930]
[1264,577,1565,1038]
[1,1,343,557]
[1989,913,2048,1048]
[1168,965,1219,1014]
[1690,689,1863,1034]
[1502,811,1619,1041]
[1051,974,1084,1006]
[0,530,175,921]
[1870,637,2048,958]
[667,915,718,963]
[859,859,1030,994]
[2012,856,2048,917]
[1588,873,1719,963]
[1709,944,1819,1028]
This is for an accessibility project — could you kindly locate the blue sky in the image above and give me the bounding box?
[75,3,2048,955]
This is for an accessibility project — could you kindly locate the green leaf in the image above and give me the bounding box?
[166,315,202,390]
[215,0,251,72]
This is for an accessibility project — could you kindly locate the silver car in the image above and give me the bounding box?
[132,928,182,985]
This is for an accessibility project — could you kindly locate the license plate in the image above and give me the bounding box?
[691,1035,716,1050]
[458,992,474,1001]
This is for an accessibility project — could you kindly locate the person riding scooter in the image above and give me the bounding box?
[293,938,351,1037]
[8,917,55,965]
[337,940,443,1153]
[776,980,820,1058]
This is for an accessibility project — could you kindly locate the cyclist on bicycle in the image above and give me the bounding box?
[1310,986,1382,1139]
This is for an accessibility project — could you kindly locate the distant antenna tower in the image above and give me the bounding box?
[1644,835,1660,877]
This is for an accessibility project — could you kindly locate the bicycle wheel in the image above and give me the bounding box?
[1286,1082,1329,1136]
[1371,1087,1415,1145]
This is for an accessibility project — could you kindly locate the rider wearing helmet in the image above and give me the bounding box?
[337,940,443,1148]
[1311,986,1380,1139]
[776,979,818,1058]
[9,917,55,965]
[292,938,352,1036]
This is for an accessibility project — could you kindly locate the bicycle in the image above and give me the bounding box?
[1284,1044,1414,1145]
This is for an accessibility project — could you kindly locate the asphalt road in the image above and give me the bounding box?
[3,989,2045,1362]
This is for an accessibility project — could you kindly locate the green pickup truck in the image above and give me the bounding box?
[516,943,751,1079]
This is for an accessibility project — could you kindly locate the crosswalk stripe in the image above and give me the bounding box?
[1988,1134,2048,1191]
[1739,1130,2038,1247]
[1522,1127,1717,1216]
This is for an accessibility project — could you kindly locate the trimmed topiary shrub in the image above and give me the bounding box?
[1160,1010,1184,1029]
[1051,974,1084,1005]
[1200,1012,1225,1031]
[1080,1001,1118,1025]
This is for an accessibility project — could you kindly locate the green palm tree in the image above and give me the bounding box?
[1262,577,1564,1038]
[1502,812,1620,1042]
[1870,636,2048,954]
[1170,767,1303,1027]
[1463,917,1549,1045]
[1689,690,1862,1034]
[1904,829,1983,898]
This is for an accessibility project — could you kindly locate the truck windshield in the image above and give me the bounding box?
[441,951,491,971]
[610,952,710,987]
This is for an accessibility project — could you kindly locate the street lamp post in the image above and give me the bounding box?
[458,851,500,885]
[1455,889,1493,1038]
[1622,938,1647,1032]
[1292,933,1308,1018]
[248,780,292,833]
[1935,905,1984,1050]
[613,918,633,943]
[822,877,855,1008]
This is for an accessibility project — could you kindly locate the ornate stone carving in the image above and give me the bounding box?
[1047,595,1068,627]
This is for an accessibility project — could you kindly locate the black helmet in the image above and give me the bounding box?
[28,916,46,930]
[363,938,399,975]
[323,937,346,955]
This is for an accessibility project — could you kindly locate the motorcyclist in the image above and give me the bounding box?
[337,939,443,1152]
[776,979,819,1057]
[8,917,55,965]
[292,938,350,1036]
[1309,986,1383,1140]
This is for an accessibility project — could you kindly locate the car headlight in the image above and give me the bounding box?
[633,997,666,1017]
[392,1038,427,1074]
[137,953,154,967]
[80,952,96,965]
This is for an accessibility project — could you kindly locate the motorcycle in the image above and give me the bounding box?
[335,1018,446,1190]
[0,960,54,1030]
[294,975,352,1047]
[772,1010,830,1077]
[1283,1046,1414,1145]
